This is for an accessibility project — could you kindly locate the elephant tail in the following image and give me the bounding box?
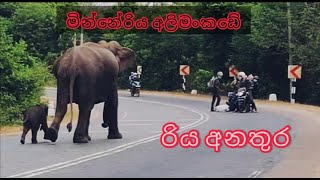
[66,70,76,133]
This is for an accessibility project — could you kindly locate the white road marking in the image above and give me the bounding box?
[255,170,263,177]
[248,171,258,178]
[248,169,263,178]
[122,112,128,119]
[7,97,210,178]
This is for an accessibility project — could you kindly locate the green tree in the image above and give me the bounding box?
[10,3,58,60]
[191,69,214,93]
[0,23,52,125]
[290,2,320,105]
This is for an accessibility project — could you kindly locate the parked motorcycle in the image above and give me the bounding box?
[227,88,251,113]
[130,80,141,97]
[236,87,251,113]
[227,91,236,111]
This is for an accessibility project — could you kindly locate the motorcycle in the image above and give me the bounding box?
[130,80,141,97]
[227,88,251,113]
[236,87,251,113]
[227,91,236,111]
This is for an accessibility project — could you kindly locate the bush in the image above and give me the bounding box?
[191,69,214,93]
[0,23,51,126]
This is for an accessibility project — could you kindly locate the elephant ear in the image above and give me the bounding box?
[116,47,136,73]
[98,41,118,55]
[99,41,136,73]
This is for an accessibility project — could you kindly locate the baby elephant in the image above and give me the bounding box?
[20,104,49,144]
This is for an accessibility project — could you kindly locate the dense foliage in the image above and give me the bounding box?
[0,2,319,125]
[0,17,52,125]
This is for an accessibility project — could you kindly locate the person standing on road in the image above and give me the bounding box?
[226,75,240,109]
[240,73,258,112]
[252,75,259,99]
[208,71,224,112]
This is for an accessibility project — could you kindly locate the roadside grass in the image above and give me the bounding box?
[255,99,320,113]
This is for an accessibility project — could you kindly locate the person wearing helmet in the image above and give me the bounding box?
[132,73,140,82]
[252,75,259,99]
[227,72,245,111]
[247,74,257,112]
[247,74,255,94]
[237,71,247,88]
[129,72,134,82]
[129,72,137,89]
[239,73,257,112]
[210,71,224,112]
[238,72,252,91]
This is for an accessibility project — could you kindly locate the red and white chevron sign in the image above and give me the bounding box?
[180,65,190,76]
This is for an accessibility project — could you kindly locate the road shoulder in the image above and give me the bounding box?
[258,105,320,178]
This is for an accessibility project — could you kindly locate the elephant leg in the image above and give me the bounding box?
[46,79,69,142]
[42,120,49,140]
[102,102,109,128]
[73,82,94,143]
[73,105,92,143]
[85,118,91,141]
[31,125,40,144]
[20,126,30,144]
[106,90,122,139]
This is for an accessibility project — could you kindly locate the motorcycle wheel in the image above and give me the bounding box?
[238,101,247,113]
[246,104,251,112]
[137,89,140,97]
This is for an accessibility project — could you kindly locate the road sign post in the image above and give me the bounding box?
[288,65,302,104]
[73,33,77,47]
[182,75,186,93]
[287,2,294,104]
[288,65,301,79]
[137,66,142,78]
[180,65,190,93]
[80,28,84,45]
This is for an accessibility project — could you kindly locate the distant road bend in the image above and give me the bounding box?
[2,88,319,178]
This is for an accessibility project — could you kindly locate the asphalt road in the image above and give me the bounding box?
[1,89,297,178]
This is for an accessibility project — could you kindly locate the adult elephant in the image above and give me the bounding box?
[45,40,136,143]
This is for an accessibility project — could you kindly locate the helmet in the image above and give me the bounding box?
[131,72,134,75]
[247,74,254,80]
[238,71,246,78]
[254,75,259,80]
[238,71,246,77]
[217,71,223,78]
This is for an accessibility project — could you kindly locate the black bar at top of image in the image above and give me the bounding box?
[56,5,252,35]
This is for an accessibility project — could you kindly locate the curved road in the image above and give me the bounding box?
[1,89,297,178]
